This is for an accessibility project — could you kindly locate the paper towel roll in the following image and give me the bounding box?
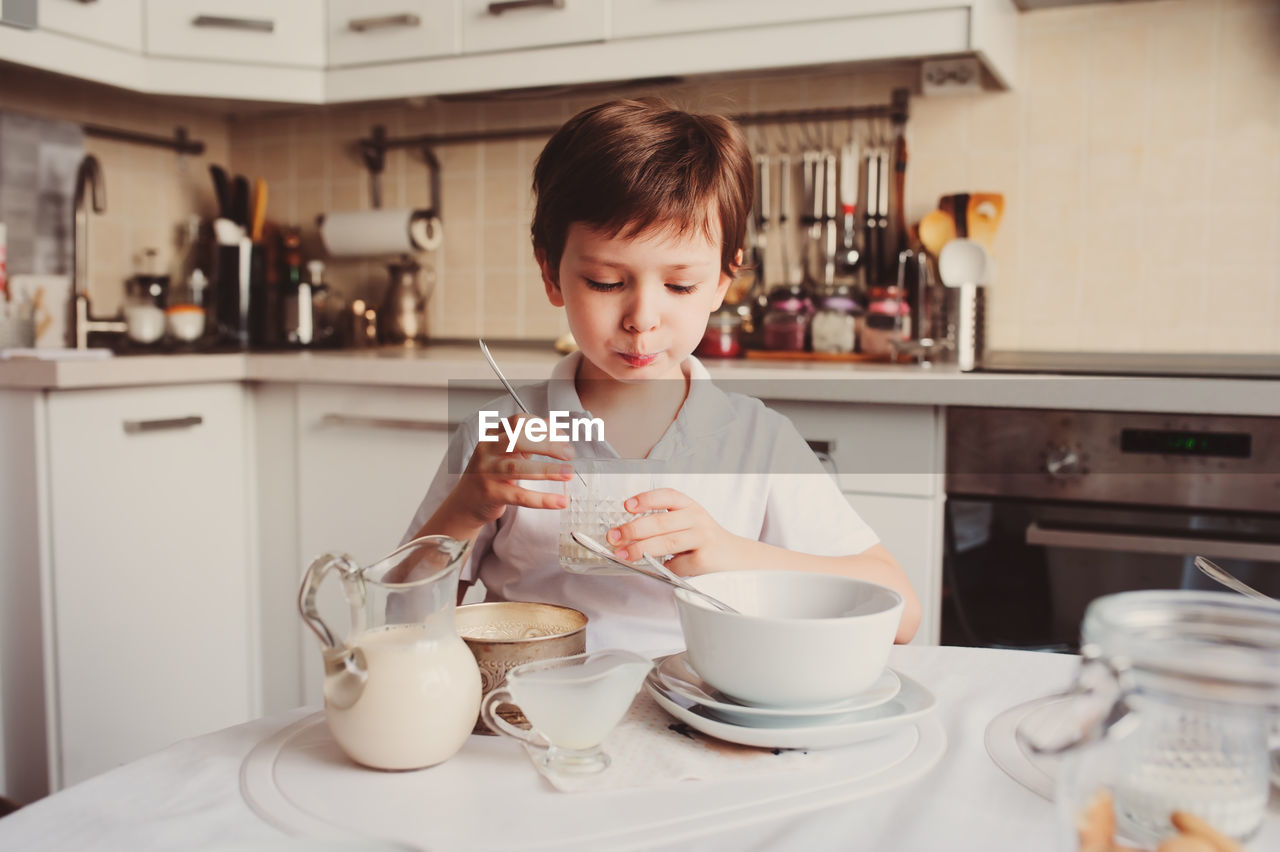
[319,208,443,257]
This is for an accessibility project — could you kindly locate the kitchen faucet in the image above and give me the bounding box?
[70,154,125,349]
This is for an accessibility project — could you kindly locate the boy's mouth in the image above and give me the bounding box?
[618,351,659,368]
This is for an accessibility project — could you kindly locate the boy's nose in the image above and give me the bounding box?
[622,290,661,333]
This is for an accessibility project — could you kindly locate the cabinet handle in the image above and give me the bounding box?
[348,13,421,33]
[192,15,275,34]
[321,414,457,433]
[122,415,204,434]
[487,0,564,15]
[1025,522,1280,563]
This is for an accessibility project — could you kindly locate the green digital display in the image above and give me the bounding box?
[1120,429,1251,458]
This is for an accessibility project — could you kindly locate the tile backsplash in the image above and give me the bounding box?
[0,65,229,316]
[3,0,1277,352]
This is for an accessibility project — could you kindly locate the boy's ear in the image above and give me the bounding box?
[711,248,743,310]
[537,248,565,307]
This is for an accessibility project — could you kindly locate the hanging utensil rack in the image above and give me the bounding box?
[356,87,908,158]
[80,123,205,155]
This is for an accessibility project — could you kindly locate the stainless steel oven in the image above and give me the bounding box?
[942,407,1280,651]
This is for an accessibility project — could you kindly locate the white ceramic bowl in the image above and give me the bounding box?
[674,571,903,708]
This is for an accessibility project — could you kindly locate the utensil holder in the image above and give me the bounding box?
[945,283,985,372]
[214,240,267,347]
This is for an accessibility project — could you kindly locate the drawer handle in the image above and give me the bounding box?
[192,15,275,34]
[487,0,564,15]
[348,13,422,33]
[321,414,456,433]
[122,415,204,434]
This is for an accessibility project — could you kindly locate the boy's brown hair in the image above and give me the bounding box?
[530,98,753,280]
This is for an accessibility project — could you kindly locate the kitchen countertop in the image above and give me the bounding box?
[2,344,1280,416]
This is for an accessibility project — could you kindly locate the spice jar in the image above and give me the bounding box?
[811,286,860,354]
[1019,590,1280,850]
[695,305,744,359]
[761,285,813,352]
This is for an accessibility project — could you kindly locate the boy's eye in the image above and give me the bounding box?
[585,278,622,292]
[666,283,698,295]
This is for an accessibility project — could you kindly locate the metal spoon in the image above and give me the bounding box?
[570,532,739,614]
[1194,556,1275,602]
[478,338,585,486]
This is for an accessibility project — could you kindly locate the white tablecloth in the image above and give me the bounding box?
[1,645,1275,851]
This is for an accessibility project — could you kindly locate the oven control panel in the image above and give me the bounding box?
[946,407,1280,512]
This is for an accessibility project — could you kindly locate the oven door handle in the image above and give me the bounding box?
[1025,522,1280,563]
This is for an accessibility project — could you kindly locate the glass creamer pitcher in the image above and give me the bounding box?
[298,535,481,771]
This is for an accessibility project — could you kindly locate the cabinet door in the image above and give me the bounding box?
[459,0,605,54]
[845,492,942,646]
[144,0,325,67]
[766,400,943,498]
[38,0,143,51]
[296,383,497,703]
[327,0,457,67]
[610,0,945,40]
[45,383,254,788]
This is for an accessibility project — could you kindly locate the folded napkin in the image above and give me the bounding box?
[524,691,825,793]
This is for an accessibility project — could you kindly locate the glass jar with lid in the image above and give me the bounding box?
[760,285,813,352]
[811,285,860,354]
[1018,590,1280,850]
[695,305,744,359]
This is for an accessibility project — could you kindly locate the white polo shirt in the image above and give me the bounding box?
[403,352,879,652]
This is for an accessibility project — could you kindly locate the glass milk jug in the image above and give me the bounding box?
[1021,590,1280,850]
[298,535,481,771]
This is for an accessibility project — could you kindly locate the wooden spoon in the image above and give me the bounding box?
[967,193,1005,254]
[918,209,956,258]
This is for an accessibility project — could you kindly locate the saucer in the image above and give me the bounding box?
[646,669,936,750]
[654,652,901,728]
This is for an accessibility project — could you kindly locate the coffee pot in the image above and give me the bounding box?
[298,534,480,770]
[378,257,431,346]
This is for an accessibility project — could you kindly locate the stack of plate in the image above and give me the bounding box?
[645,652,936,750]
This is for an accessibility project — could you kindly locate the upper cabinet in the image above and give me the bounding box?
[37,0,143,52]
[1,0,1018,104]
[459,0,606,54]
[326,0,458,67]
[143,0,325,68]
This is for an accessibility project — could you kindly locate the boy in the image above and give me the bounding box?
[404,98,921,651]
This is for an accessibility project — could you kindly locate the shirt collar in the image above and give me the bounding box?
[544,351,736,459]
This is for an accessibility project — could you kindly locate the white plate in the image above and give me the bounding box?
[646,670,936,750]
[654,652,901,728]
[984,695,1063,801]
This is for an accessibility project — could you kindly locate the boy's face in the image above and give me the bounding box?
[540,218,733,384]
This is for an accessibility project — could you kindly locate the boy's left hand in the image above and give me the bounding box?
[605,488,742,577]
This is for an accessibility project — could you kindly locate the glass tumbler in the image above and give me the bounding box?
[1020,590,1280,850]
[558,459,657,573]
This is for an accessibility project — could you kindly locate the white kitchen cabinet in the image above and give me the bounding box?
[458,0,605,54]
[40,382,258,789]
[767,399,945,645]
[845,492,944,646]
[611,0,943,40]
[37,0,143,52]
[4,0,1017,102]
[0,383,257,796]
[326,0,458,67]
[144,0,325,68]
[293,382,495,703]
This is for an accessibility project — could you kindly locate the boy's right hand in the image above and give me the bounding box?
[444,416,574,529]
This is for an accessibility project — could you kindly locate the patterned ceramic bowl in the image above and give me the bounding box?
[456,601,588,734]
